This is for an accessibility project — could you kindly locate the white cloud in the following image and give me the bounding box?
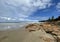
[19,16,48,21]
[40,17,48,20]
[31,0,51,9]
[0,17,11,20]
[0,16,16,21]
[30,16,48,20]
[19,18,38,22]
[56,2,60,12]
[56,3,60,8]
[0,0,52,21]
[0,16,48,22]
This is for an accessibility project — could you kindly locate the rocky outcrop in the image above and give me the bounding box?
[25,23,40,32]
[25,27,56,42]
[25,23,60,42]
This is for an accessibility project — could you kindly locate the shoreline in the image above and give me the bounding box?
[0,22,59,42]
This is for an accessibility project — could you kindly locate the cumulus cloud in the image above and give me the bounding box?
[0,0,52,21]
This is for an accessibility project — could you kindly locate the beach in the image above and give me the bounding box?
[0,28,27,42]
[0,22,39,42]
[0,22,60,42]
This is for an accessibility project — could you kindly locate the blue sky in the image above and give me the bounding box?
[0,0,60,22]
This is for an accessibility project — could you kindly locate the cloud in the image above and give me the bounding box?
[19,18,38,22]
[0,17,11,20]
[29,16,48,21]
[56,2,60,12]
[0,16,16,21]
[0,16,48,22]
[39,17,48,20]
[0,0,52,21]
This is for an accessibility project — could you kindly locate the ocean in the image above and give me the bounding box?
[0,22,39,31]
[0,22,27,31]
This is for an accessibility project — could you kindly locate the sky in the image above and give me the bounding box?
[0,0,60,22]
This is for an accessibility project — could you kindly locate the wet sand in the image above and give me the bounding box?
[0,22,43,42]
[0,27,29,42]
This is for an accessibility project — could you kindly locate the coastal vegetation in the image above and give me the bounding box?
[39,16,60,26]
[39,16,60,22]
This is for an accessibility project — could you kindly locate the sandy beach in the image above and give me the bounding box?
[0,27,29,42]
[0,22,38,42]
[0,22,60,42]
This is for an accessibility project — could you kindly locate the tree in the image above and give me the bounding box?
[51,16,54,21]
[48,17,50,20]
[55,16,60,21]
[58,16,60,20]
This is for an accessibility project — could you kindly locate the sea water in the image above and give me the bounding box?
[0,22,27,31]
[0,22,41,31]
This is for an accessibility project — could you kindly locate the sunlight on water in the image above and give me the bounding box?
[0,23,27,31]
[0,22,39,31]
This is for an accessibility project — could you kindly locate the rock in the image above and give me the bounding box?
[25,23,60,42]
[25,24,40,32]
[57,36,60,42]
[26,23,60,33]
[24,28,56,42]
